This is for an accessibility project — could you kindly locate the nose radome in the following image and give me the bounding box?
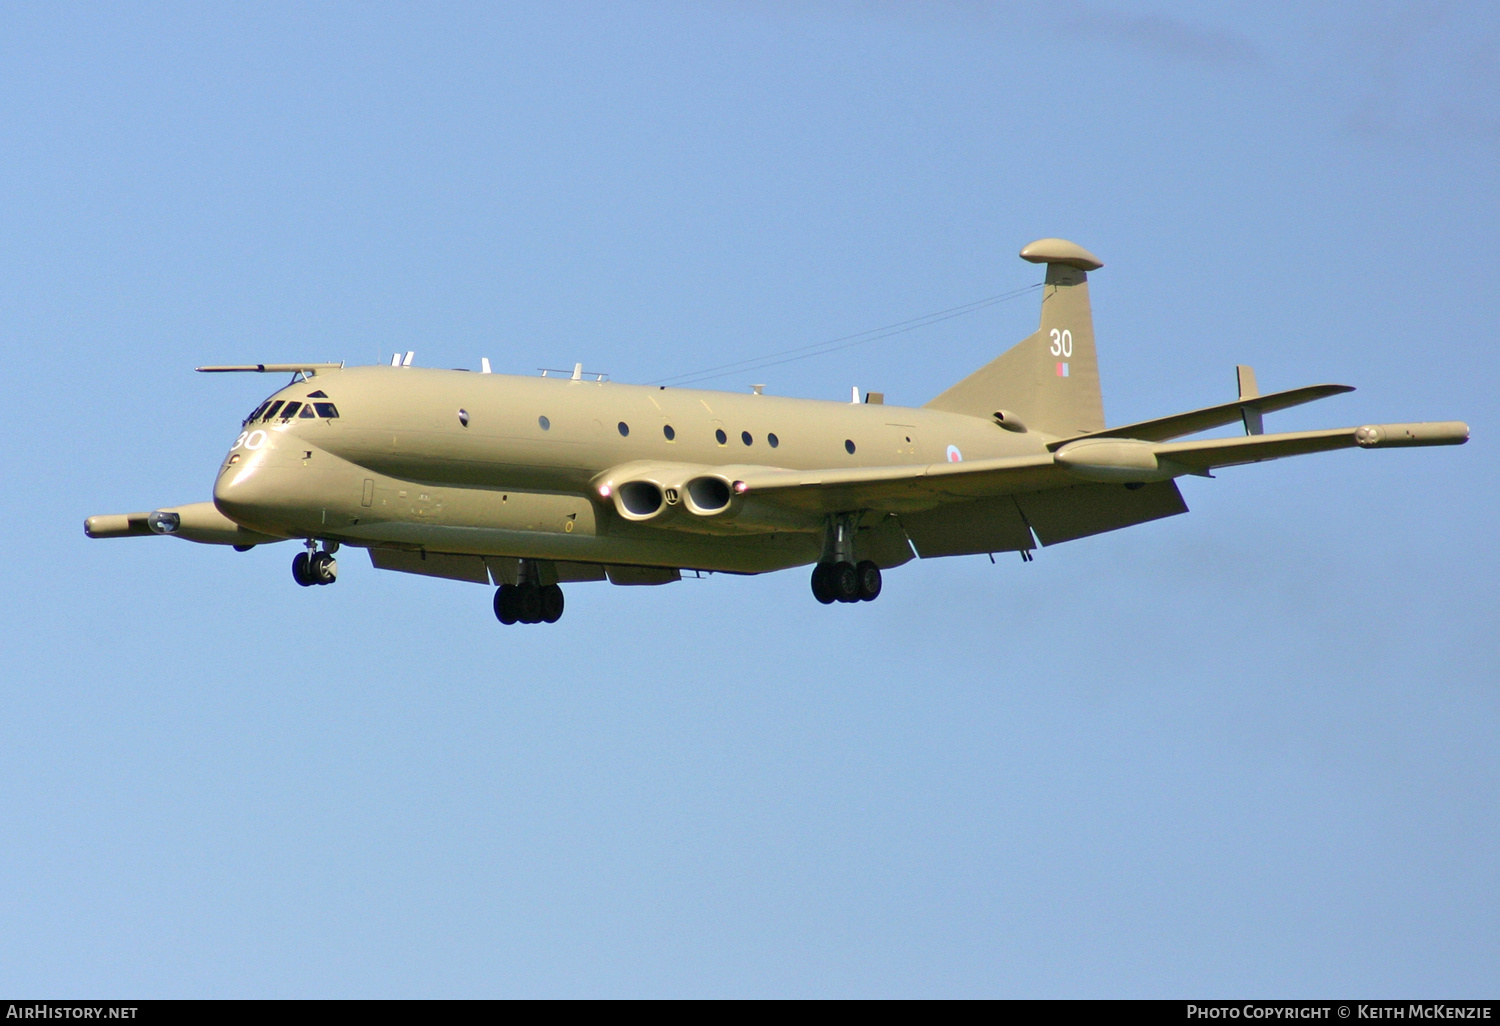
[213,456,278,529]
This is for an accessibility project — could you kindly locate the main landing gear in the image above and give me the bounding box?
[493,560,565,624]
[493,583,564,624]
[292,540,338,587]
[810,559,881,604]
[810,511,882,604]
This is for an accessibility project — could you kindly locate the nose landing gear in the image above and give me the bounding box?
[292,541,339,587]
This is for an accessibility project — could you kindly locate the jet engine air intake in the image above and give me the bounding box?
[617,480,665,519]
[685,476,732,515]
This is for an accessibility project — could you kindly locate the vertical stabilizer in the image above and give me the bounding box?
[925,238,1106,437]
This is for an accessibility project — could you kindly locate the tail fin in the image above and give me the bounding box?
[925,238,1106,437]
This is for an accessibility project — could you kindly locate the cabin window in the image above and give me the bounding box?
[663,424,675,441]
[844,439,856,454]
[280,402,302,420]
[715,429,727,445]
[767,433,779,448]
[315,403,340,419]
[617,421,630,437]
[261,401,285,421]
[741,431,753,446]
[538,416,551,430]
[457,408,468,427]
[299,404,316,418]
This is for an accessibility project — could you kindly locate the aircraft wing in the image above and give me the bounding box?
[731,421,1467,514]
[732,453,1068,512]
[1151,420,1470,471]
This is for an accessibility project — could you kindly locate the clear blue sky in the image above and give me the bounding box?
[2,1,1495,997]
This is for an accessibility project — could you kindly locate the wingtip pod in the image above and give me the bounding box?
[1019,238,1103,271]
[1354,421,1470,448]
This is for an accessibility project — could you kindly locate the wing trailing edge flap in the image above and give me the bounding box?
[898,480,1189,557]
[368,549,609,585]
[1014,480,1188,546]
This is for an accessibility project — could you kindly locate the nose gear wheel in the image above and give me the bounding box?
[292,543,338,587]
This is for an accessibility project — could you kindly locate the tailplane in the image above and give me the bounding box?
[925,238,1106,437]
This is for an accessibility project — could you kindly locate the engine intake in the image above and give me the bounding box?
[616,480,665,519]
[685,475,732,515]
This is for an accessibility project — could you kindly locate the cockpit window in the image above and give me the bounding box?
[306,389,328,399]
[299,404,316,418]
[280,402,302,420]
[313,403,339,418]
[246,401,271,424]
[261,400,285,421]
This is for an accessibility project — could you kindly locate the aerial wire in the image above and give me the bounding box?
[649,282,1042,388]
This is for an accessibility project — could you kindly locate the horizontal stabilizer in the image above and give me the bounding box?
[1049,384,1354,449]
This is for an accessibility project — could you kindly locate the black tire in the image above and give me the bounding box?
[311,551,337,585]
[810,563,836,604]
[494,585,519,624]
[856,560,882,601]
[831,561,860,603]
[291,551,313,587]
[540,584,564,623]
[517,584,543,624]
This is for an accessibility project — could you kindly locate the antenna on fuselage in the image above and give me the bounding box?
[402,351,415,367]
[390,353,400,367]
[481,358,492,374]
[850,386,860,403]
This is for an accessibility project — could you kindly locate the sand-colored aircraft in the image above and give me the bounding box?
[86,239,1468,624]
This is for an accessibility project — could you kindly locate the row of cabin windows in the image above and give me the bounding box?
[535,416,856,453]
[537,415,784,448]
[246,399,340,424]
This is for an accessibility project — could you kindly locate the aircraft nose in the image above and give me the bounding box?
[213,452,279,530]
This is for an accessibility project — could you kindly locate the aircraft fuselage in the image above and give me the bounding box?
[213,365,1034,574]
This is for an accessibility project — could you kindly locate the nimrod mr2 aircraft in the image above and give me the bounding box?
[87,239,1468,625]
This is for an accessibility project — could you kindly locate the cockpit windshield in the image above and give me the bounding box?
[248,397,338,423]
